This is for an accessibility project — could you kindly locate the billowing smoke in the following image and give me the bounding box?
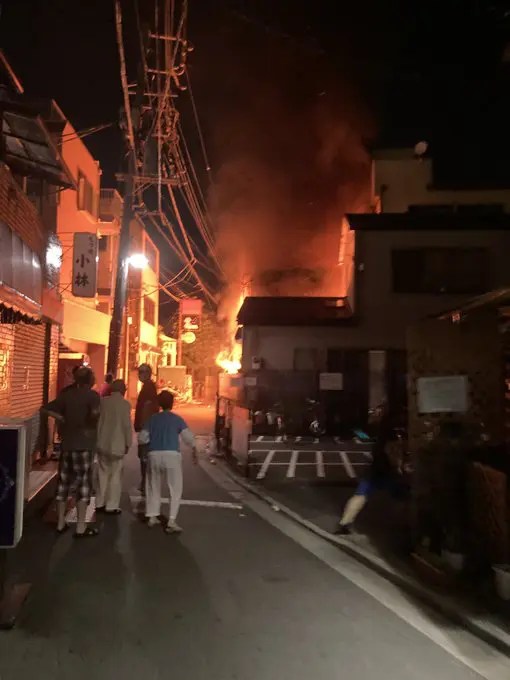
[197,10,374,333]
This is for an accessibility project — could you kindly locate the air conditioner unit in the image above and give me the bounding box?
[251,356,263,370]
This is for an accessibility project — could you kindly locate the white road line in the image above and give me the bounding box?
[130,496,243,510]
[340,451,356,478]
[316,450,325,478]
[275,436,283,443]
[294,436,302,443]
[256,435,264,442]
[248,461,368,468]
[286,450,299,478]
[334,436,342,445]
[256,450,276,479]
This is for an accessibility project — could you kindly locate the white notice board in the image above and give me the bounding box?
[319,373,344,391]
[417,375,469,414]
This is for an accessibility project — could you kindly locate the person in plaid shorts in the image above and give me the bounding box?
[44,366,101,538]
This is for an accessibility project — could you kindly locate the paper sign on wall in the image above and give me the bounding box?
[417,375,469,414]
[319,373,344,391]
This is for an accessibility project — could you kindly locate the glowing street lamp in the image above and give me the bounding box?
[127,253,149,270]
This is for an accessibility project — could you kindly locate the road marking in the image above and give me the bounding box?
[334,436,342,445]
[248,461,368,468]
[256,435,264,442]
[130,496,243,510]
[200,460,510,680]
[316,450,325,478]
[340,451,356,478]
[275,436,283,443]
[256,450,276,479]
[294,436,302,443]
[249,449,369,456]
[286,450,299,478]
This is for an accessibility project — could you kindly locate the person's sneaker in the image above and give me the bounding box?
[334,524,352,536]
[165,520,183,534]
[147,517,159,528]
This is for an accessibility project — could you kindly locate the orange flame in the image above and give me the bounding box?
[216,291,245,374]
[216,345,242,375]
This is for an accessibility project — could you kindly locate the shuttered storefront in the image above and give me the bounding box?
[0,321,46,465]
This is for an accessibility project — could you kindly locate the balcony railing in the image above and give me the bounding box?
[99,189,123,222]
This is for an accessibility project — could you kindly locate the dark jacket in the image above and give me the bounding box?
[134,380,158,432]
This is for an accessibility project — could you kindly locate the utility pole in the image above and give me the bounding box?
[106,154,135,377]
[107,1,145,376]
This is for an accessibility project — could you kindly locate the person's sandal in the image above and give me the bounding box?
[73,526,99,539]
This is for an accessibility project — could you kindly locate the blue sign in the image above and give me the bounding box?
[0,427,25,548]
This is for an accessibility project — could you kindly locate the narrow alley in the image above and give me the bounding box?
[0,407,508,680]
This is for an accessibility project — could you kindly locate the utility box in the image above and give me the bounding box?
[0,424,27,549]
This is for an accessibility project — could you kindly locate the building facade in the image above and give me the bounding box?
[55,106,112,387]
[0,62,74,496]
[238,147,510,426]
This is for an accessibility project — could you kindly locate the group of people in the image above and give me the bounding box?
[43,363,197,538]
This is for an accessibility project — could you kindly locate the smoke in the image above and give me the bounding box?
[199,11,374,330]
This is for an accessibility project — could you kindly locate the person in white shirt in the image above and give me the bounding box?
[96,379,133,514]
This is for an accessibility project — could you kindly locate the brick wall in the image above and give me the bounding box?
[0,164,45,257]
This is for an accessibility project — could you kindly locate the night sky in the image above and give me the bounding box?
[4,0,510,181]
[2,0,510,318]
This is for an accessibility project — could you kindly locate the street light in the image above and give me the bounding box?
[127,253,149,270]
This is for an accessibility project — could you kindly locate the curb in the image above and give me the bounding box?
[216,459,510,656]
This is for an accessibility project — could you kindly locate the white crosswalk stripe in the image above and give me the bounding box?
[257,450,276,480]
[316,450,325,478]
[340,450,356,478]
[286,450,299,478]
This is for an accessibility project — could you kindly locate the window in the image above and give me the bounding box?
[144,296,156,326]
[392,248,489,295]
[77,170,97,217]
[293,348,319,371]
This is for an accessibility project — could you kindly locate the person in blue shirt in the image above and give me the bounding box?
[139,390,197,533]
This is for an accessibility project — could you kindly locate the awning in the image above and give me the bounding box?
[0,100,75,188]
[0,301,41,325]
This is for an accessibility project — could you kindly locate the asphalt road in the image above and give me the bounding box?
[0,406,506,680]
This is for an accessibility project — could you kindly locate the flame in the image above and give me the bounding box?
[216,290,245,374]
[216,344,242,375]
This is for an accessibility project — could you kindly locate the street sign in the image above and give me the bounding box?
[72,233,98,298]
[181,298,203,316]
[182,315,200,332]
[0,424,26,549]
[182,331,196,345]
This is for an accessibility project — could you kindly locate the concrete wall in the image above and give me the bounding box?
[373,150,510,213]
[353,227,510,348]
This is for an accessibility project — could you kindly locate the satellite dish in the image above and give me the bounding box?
[414,141,428,157]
